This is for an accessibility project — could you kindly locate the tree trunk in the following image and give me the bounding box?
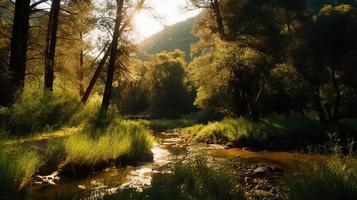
[80,0,145,104]
[81,45,111,104]
[44,0,61,91]
[212,0,227,40]
[100,0,124,117]
[315,87,328,124]
[9,0,31,100]
[79,32,85,96]
[331,62,341,122]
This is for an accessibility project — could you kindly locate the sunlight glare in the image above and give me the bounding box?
[132,0,200,41]
[133,11,163,39]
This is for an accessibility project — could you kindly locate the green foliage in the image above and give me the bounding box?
[188,0,357,122]
[283,156,357,200]
[62,120,154,166]
[113,80,148,115]
[56,0,96,96]
[291,3,357,122]
[144,50,193,118]
[0,146,41,195]
[114,50,195,118]
[0,84,111,136]
[1,84,79,135]
[105,157,245,200]
[189,40,271,116]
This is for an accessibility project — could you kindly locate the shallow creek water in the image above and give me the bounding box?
[26,132,314,200]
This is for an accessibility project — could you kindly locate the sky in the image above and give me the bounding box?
[132,0,200,40]
[35,0,199,41]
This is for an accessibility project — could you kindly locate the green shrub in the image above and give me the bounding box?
[105,157,245,200]
[283,156,357,200]
[2,84,79,135]
[63,120,154,166]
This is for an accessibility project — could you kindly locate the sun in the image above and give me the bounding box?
[133,11,163,39]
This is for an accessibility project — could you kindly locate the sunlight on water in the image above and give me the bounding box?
[27,134,179,200]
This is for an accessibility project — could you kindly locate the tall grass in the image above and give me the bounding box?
[68,94,103,125]
[182,115,357,148]
[283,155,357,200]
[105,157,245,200]
[61,120,154,168]
[0,145,41,196]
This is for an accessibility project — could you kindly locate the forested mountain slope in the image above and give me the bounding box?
[137,17,198,61]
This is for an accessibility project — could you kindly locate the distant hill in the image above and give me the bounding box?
[137,17,199,61]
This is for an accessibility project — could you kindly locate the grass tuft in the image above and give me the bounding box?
[283,155,357,200]
[0,146,41,194]
[182,115,357,149]
[62,120,154,167]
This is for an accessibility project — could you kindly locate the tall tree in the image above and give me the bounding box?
[100,0,124,116]
[8,0,31,100]
[81,0,145,104]
[58,0,96,96]
[44,0,61,91]
[144,50,191,118]
[291,4,357,123]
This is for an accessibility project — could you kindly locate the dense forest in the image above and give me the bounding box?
[0,0,356,200]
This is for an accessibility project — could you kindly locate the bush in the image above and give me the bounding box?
[0,146,41,197]
[68,94,102,125]
[62,120,154,167]
[104,157,245,200]
[2,84,79,135]
[283,156,357,200]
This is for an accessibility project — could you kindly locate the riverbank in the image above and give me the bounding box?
[0,120,154,199]
[179,116,357,150]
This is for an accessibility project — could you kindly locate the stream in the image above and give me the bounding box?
[26,131,313,200]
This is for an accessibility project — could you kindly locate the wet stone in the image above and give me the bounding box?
[244,177,253,183]
[253,166,270,175]
[204,139,214,144]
